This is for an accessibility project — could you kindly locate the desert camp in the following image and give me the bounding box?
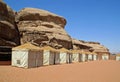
[11,42,119,68]
[0,0,120,82]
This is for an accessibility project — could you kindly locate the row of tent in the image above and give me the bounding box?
[114,54,120,61]
[11,43,114,68]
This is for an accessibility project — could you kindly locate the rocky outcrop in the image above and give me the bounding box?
[84,41,109,53]
[16,8,72,49]
[72,38,109,53]
[0,1,20,47]
[0,0,109,54]
[72,38,92,50]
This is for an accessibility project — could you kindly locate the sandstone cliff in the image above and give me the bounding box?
[16,8,72,49]
[72,38,109,53]
[0,1,20,47]
[0,1,109,54]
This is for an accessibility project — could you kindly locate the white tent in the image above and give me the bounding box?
[12,43,43,68]
[80,51,86,62]
[54,51,60,65]
[92,52,97,61]
[40,46,58,66]
[79,50,88,62]
[87,52,93,61]
[71,50,80,63]
[116,54,120,61]
[81,54,86,62]
[102,54,109,60]
[58,48,70,64]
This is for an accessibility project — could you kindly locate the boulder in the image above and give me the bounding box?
[0,1,20,47]
[16,8,72,49]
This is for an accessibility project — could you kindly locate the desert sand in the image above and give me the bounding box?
[0,60,120,82]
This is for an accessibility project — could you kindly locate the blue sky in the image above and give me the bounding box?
[4,0,120,53]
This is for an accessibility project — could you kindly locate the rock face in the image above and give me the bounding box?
[0,0,109,54]
[72,38,92,50]
[0,1,20,47]
[72,38,109,53]
[16,8,72,49]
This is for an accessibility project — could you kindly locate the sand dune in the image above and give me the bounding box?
[0,60,120,82]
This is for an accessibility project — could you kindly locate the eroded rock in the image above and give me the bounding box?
[16,8,72,49]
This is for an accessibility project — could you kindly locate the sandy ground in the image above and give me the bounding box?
[0,60,120,82]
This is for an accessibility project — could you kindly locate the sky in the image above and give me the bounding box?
[4,0,120,53]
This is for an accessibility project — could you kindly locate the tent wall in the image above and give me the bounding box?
[88,54,93,61]
[79,54,83,62]
[49,51,55,65]
[102,55,109,60]
[116,56,120,61]
[81,54,86,62]
[43,50,55,65]
[59,52,67,64]
[37,51,43,66]
[28,51,37,68]
[12,50,28,68]
[72,53,79,63]
[69,53,72,63]
[54,52,60,64]
[85,54,88,61]
[93,55,97,60]
[109,55,116,60]
[97,54,102,60]
[43,50,50,65]
[28,50,43,68]
[66,53,70,63]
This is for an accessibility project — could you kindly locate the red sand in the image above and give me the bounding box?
[0,60,120,82]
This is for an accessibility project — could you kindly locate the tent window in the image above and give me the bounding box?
[17,60,21,65]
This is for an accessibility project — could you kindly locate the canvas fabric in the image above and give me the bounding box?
[116,56,120,61]
[88,54,93,61]
[81,54,86,62]
[93,55,97,60]
[60,52,67,64]
[43,50,50,65]
[72,53,79,63]
[102,55,109,60]
[28,50,43,68]
[12,50,28,68]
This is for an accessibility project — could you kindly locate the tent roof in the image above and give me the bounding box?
[58,48,70,53]
[84,51,92,55]
[40,46,58,52]
[71,50,82,54]
[79,50,88,54]
[116,54,120,56]
[92,52,97,55]
[12,43,41,50]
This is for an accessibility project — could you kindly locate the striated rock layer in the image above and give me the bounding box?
[72,38,109,54]
[16,8,72,49]
[0,1,20,47]
[0,0,110,57]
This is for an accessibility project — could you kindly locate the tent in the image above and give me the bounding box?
[71,50,80,63]
[58,48,70,64]
[102,54,109,60]
[109,55,116,60]
[87,52,93,61]
[116,54,120,61]
[40,46,59,65]
[92,52,97,60]
[12,43,43,68]
[80,51,86,62]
